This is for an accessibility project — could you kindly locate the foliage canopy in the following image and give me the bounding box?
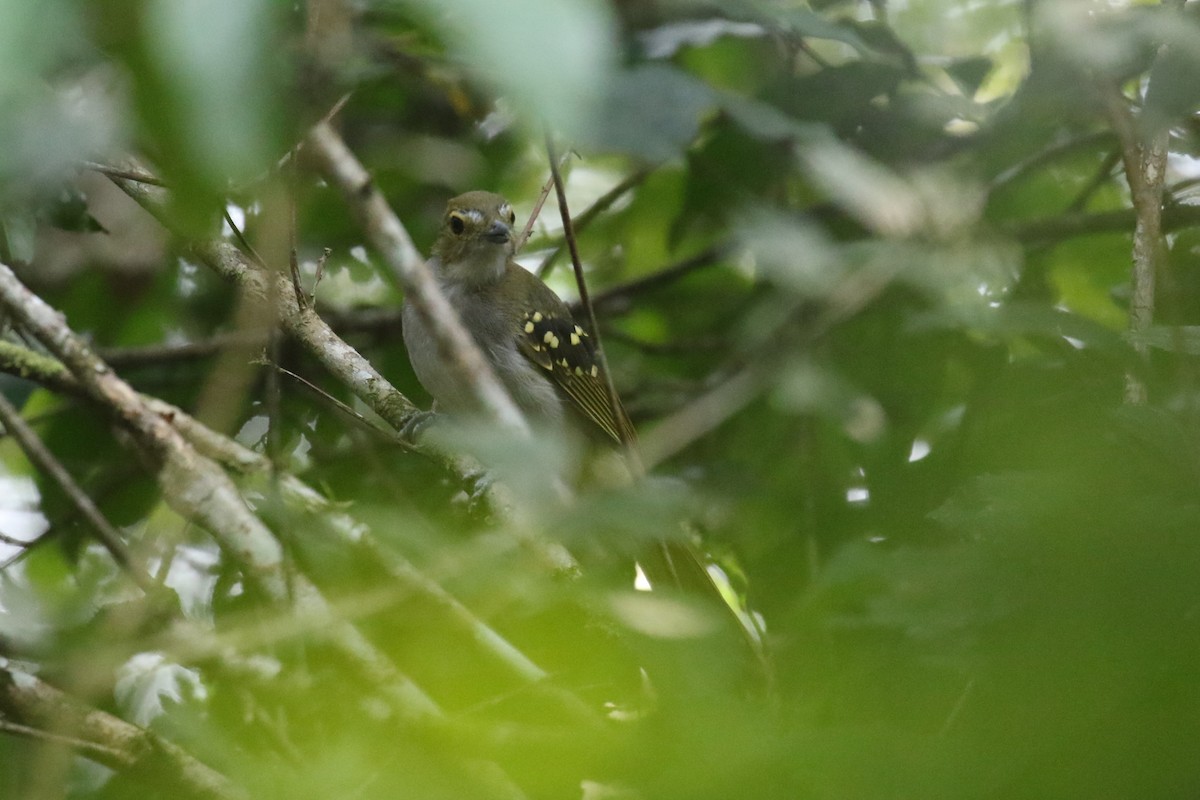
[2,0,1200,798]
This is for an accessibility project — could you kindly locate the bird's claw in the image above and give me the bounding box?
[400,410,438,443]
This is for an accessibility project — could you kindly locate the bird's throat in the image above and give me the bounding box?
[439,244,509,288]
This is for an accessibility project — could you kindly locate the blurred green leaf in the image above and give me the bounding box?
[2,1,1200,798]
[0,209,37,264]
[400,0,616,137]
[945,55,993,96]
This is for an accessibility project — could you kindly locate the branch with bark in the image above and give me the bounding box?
[0,667,247,800]
[302,121,528,433]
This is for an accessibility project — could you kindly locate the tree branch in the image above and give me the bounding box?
[302,121,528,433]
[0,392,157,591]
[545,133,640,463]
[1097,0,1185,404]
[0,261,447,727]
[104,171,421,431]
[0,339,595,726]
[1006,202,1200,244]
[99,162,573,573]
[573,244,730,315]
[0,668,246,800]
[536,166,652,278]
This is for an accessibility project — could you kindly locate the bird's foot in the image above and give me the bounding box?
[400,409,439,443]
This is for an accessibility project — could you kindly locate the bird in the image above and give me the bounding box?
[406,195,758,601]
[402,191,770,680]
[401,190,636,450]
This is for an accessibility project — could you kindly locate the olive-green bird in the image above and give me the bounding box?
[401,190,635,446]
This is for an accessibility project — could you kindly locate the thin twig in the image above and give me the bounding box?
[311,247,332,305]
[0,392,157,591]
[1063,149,1122,214]
[544,132,639,463]
[287,153,307,310]
[1006,203,1200,244]
[99,332,271,368]
[275,92,355,174]
[269,362,409,447]
[536,167,653,278]
[574,244,730,315]
[81,161,165,187]
[0,717,131,765]
[515,171,557,253]
[223,208,269,270]
[988,131,1116,196]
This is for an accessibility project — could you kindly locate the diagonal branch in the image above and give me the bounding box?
[0,667,247,800]
[0,339,596,725]
[302,121,528,433]
[0,392,157,592]
[0,261,444,726]
[100,162,574,569]
[545,133,640,464]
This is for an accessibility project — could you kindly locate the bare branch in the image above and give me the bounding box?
[99,332,270,368]
[302,121,528,433]
[0,260,291,594]
[574,244,730,315]
[0,668,247,800]
[514,168,557,253]
[0,339,591,722]
[536,167,652,278]
[103,170,420,429]
[1008,203,1200,243]
[0,392,157,591]
[0,261,445,725]
[545,133,640,464]
[1098,0,1186,404]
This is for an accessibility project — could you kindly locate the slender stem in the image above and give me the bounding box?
[0,393,157,591]
[515,168,558,253]
[1099,0,1182,405]
[576,244,729,314]
[544,133,639,462]
[536,166,652,278]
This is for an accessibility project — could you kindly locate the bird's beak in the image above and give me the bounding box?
[484,220,512,244]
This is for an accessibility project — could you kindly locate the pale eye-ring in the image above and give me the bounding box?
[448,213,466,235]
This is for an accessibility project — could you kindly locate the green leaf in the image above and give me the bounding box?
[583,64,716,160]
[945,56,993,97]
[42,187,106,233]
[401,0,616,137]
[0,209,37,264]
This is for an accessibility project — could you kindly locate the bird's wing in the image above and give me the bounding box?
[516,309,636,445]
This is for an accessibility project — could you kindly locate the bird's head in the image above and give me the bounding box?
[432,191,517,286]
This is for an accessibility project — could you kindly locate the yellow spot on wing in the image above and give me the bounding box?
[570,333,580,345]
[524,321,534,333]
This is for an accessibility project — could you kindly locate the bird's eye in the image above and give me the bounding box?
[508,209,516,225]
[448,213,466,235]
